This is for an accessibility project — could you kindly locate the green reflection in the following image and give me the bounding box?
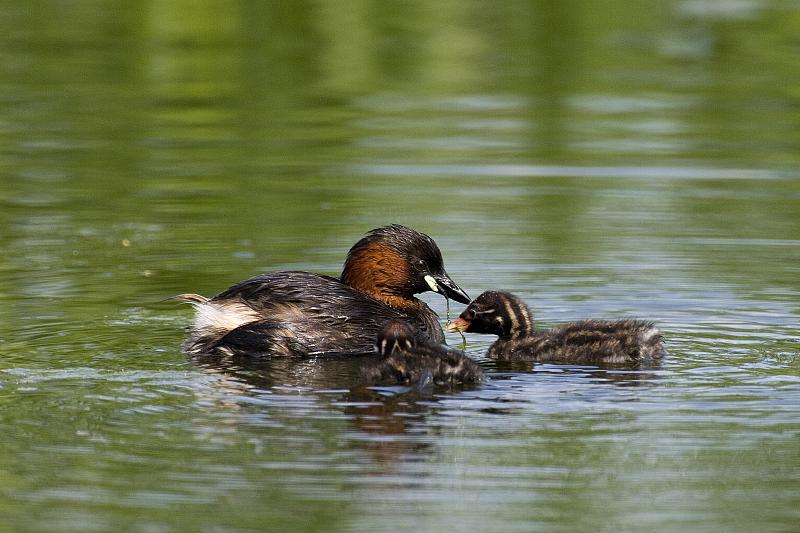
[1,1,799,532]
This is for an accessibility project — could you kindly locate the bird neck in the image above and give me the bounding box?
[341,243,419,310]
[497,298,534,340]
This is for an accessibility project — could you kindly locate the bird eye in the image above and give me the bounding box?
[414,258,427,271]
[465,309,477,320]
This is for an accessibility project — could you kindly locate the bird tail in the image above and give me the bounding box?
[172,293,209,305]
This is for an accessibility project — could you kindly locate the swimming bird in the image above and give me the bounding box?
[177,225,470,357]
[447,291,664,366]
[363,320,484,386]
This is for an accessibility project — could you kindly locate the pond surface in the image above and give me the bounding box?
[1,1,799,532]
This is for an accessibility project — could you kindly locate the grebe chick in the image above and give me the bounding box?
[448,291,664,366]
[363,320,484,386]
[177,225,470,357]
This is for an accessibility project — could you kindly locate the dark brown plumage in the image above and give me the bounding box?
[363,320,484,386]
[176,225,470,357]
[448,291,665,366]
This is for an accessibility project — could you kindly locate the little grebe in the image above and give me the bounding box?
[363,320,484,386]
[177,225,470,357]
[448,291,664,366]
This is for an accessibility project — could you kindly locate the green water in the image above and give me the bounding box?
[1,1,799,532]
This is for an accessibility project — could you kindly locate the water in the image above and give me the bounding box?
[1,1,799,532]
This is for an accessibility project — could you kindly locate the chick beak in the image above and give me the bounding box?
[446,316,471,333]
[424,271,470,304]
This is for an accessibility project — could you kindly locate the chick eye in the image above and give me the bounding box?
[465,309,477,320]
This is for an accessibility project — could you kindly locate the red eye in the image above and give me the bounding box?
[465,309,476,320]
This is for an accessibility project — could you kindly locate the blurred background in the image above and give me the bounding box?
[1,1,798,532]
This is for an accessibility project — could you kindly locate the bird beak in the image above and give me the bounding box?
[446,317,470,333]
[424,272,470,304]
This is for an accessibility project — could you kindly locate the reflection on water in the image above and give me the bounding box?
[2,0,800,531]
[187,351,669,483]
